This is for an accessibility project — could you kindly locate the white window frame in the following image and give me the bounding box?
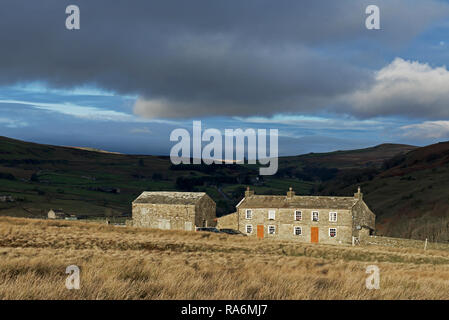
[294,210,302,221]
[293,226,302,236]
[312,211,319,221]
[268,210,275,220]
[329,228,337,238]
[245,209,252,220]
[268,225,276,235]
[246,224,253,234]
[329,212,337,222]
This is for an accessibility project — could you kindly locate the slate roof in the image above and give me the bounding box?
[237,195,358,210]
[132,192,208,205]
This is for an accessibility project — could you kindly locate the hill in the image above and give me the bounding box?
[281,143,417,170]
[1,217,448,299]
[4,135,444,241]
[0,136,417,220]
[0,136,316,218]
[319,141,449,242]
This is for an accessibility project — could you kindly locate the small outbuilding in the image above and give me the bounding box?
[132,191,216,231]
[47,209,69,220]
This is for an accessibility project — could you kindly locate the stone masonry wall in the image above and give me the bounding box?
[194,196,217,228]
[216,212,238,229]
[361,234,449,250]
[132,203,196,230]
[352,200,375,237]
[237,207,353,245]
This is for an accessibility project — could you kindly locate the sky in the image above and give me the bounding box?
[1,0,449,156]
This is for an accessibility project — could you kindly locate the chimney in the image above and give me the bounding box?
[245,186,254,197]
[354,186,363,200]
[287,187,295,199]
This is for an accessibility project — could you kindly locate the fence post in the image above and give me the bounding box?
[424,238,428,250]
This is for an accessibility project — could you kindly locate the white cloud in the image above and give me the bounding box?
[0,117,28,128]
[400,121,449,139]
[342,58,449,119]
[235,115,388,131]
[0,99,178,125]
[130,127,152,134]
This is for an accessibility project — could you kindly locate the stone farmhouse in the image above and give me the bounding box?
[132,192,216,231]
[219,186,375,245]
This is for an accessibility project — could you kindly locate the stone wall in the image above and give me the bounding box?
[216,212,238,229]
[361,234,449,250]
[237,207,353,245]
[132,195,216,230]
[132,203,196,230]
[352,200,376,237]
[194,195,217,228]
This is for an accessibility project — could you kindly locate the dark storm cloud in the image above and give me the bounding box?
[0,0,448,118]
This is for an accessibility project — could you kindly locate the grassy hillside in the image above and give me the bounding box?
[4,135,443,242]
[280,143,417,170]
[320,141,449,242]
[1,217,448,299]
[0,136,317,218]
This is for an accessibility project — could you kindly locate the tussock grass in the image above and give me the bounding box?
[0,217,448,299]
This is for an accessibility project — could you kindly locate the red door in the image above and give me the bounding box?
[257,225,264,239]
[311,227,319,243]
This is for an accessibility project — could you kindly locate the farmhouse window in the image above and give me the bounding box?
[329,228,337,238]
[268,225,276,234]
[268,210,275,220]
[312,211,319,221]
[294,226,302,236]
[329,212,337,222]
[294,211,302,221]
[246,224,253,234]
[245,209,252,219]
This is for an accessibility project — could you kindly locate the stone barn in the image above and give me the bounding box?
[231,186,375,245]
[132,192,216,231]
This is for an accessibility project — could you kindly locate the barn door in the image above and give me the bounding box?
[311,227,319,243]
[185,222,193,231]
[257,225,264,239]
[158,219,171,230]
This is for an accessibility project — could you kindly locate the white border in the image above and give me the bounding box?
[246,224,253,234]
[329,227,337,238]
[329,212,337,222]
[293,226,302,236]
[268,225,276,235]
[294,210,302,221]
[245,209,252,219]
[268,210,275,220]
[311,211,319,221]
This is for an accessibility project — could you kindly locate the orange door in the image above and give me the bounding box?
[257,225,264,239]
[311,227,319,243]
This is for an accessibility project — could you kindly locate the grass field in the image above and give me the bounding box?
[1,217,448,300]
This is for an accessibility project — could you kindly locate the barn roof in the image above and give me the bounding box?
[132,192,209,205]
[237,195,358,210]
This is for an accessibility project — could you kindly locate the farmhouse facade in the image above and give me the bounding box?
[132,191,216,231]
[234,187,375,245]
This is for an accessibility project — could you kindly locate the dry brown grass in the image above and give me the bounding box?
[0,217,448,300]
